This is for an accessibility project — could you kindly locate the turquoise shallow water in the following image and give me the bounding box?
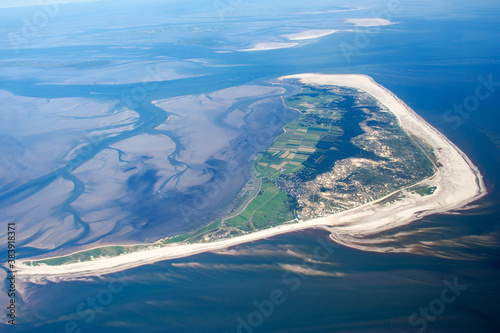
[1,1,500,332]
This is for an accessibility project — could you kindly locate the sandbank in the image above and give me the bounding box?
[281,30,338,41]
[345,18,395,27]
[238,42,298,52]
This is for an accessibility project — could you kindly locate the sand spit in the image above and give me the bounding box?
[238,42,298,52]
[16,74,486,282]
[345,18,396,27]
[281,30,339,41]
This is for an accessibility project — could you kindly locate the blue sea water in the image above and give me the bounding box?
[1,0,500,332]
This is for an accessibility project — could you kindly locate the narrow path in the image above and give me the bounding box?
[220,177,262,227]
[248,190,282,229]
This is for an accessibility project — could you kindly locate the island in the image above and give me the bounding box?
[16,74,486,282]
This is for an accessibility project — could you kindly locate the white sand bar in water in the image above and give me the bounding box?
[281,29,338,41]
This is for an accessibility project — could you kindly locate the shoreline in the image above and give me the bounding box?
[16,74,486,282]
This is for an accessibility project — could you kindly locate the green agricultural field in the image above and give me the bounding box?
[255,87,346,179]
[226,86,349,231]
[223,178,295,229]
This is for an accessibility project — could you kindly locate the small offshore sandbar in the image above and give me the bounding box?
[281,29,338,41]
[345,18,396,27]
[238,42,298,52]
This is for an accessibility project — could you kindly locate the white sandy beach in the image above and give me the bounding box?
[16,74,486,282]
